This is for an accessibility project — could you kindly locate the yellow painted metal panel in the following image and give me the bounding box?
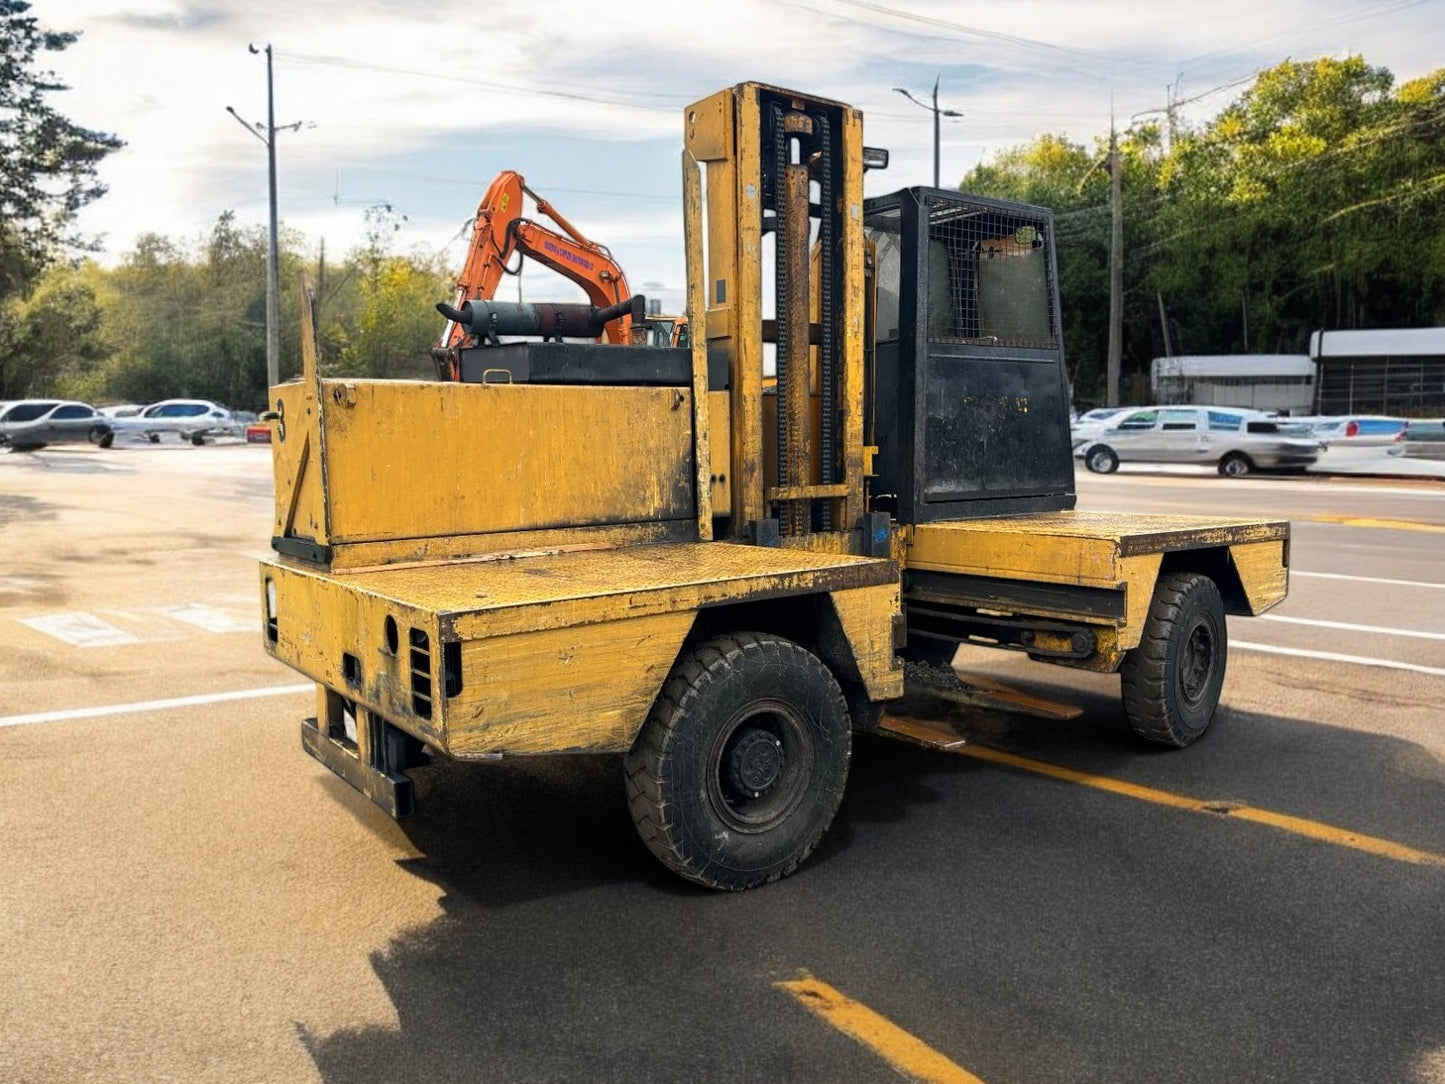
[444,612,695,756]
[321,521,690,572]
[830,584,905,700]
[708,391,731,515]
[1229,540,1289,615]
[261,559,443,745]
[907,512,1288,588]
[318,380,694,543]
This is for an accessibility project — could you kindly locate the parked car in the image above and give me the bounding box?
[1295,415,1407,454]
[0,400,114,451]
[1076,406,1323,476]
[113,399,241,445]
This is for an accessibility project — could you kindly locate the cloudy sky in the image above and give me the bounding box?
[43,0,1445,311]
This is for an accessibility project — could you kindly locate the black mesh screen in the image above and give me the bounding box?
[924,196,1057,350]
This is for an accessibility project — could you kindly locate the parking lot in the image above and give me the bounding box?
[2,442,1443,1084]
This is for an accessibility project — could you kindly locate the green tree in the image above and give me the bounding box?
[0,1,122,301]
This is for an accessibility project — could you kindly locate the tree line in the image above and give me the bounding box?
[0,207,452,408]
[963,56,1445,404]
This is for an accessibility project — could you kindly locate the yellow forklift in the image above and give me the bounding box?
[259,83,1288,890]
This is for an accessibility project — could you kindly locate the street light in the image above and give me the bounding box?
[226,44,304,391]
[892,75,963,189]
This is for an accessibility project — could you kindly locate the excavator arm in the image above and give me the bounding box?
[440,171,637,352]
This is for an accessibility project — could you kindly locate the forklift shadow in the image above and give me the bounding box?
[296,694,1445,1084]
[376,676,1155,912]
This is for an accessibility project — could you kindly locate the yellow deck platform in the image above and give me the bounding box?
[907,511,1288,590]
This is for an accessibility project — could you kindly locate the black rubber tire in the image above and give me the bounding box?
[147,433,160,444]
[90,427,114,448]
[1085,445,1119,473]
[1218,452,1253,477]
[623,632,850,890]
[1121,572,1227,748]
[190,432,206,446]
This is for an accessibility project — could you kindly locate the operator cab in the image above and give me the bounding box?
[865,187,1076,521]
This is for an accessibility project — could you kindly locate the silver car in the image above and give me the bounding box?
[114,399,241,445]
[0,400,115,451]
[1077,406,1323,476]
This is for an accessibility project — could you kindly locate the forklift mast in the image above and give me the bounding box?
[683,85,868,548]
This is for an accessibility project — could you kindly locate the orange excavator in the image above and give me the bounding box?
[432,171,687,380]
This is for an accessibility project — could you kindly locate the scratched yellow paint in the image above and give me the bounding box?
[960,744,1445,867]
[777,975,988,1084]
[1229,540,1289,614]
[446,612,695,755]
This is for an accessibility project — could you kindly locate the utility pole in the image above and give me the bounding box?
[892,75,963,187]
[1107,120,1123,406]
[226,45,303,390]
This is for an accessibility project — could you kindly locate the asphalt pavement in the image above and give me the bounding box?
[1,443,1442,1084]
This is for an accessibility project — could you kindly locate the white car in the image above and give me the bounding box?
[115,399,241,445]
[1069,406,1130,447]
[1295,415,1408,455]
[0,400,115,450]
[1076,406,1323,476]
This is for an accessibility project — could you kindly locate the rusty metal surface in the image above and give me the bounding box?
[281,541,897,642]
[874,713,969,752]
[903,659,1084,721]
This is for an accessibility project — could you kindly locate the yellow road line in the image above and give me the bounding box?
[1304,514,1445,533]
[776,975,987,1084]
[960,745,1445,867]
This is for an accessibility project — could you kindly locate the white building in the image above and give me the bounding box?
[1150,355,1315,413]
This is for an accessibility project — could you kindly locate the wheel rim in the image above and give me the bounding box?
[1090,450,1112,472]
[706,699,813,833]
[1223,457,1246,476]
[1178,620,1216,706]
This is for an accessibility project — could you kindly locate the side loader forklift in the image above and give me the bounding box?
[259,83,1288,890]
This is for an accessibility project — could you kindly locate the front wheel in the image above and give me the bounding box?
[190,432,206,446]
[623,633,850,890]
[1085,445,1120,474]
[1121,572,1227,747]
[1218,452,1253,477]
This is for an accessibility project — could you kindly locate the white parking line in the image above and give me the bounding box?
[1233,641,1445,678]
[0,684,314,729]
[20,612,139,647]
[1256,614,1445,641]
[1292,571,1445,591]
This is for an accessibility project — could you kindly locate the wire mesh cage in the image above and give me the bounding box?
[923,195,1057,350]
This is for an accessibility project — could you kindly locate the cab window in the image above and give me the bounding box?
[1159,409,1198,431]
[53,405,93,419]
[1208,411,1243,431]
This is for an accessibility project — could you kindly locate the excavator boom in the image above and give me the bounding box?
[436,171,687,378]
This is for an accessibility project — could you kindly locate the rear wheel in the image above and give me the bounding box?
[1085,445,1119,473]
[1121,572,1227,747]
[190,433,206,446]
[1218,452,1253,477]
[89,426,114,448]
[623,633,850,890]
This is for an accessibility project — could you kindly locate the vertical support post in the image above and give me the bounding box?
[265,44,281,391]
[682,148,713,540]
[1107,125,1123,407]
[778,109,814,537]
